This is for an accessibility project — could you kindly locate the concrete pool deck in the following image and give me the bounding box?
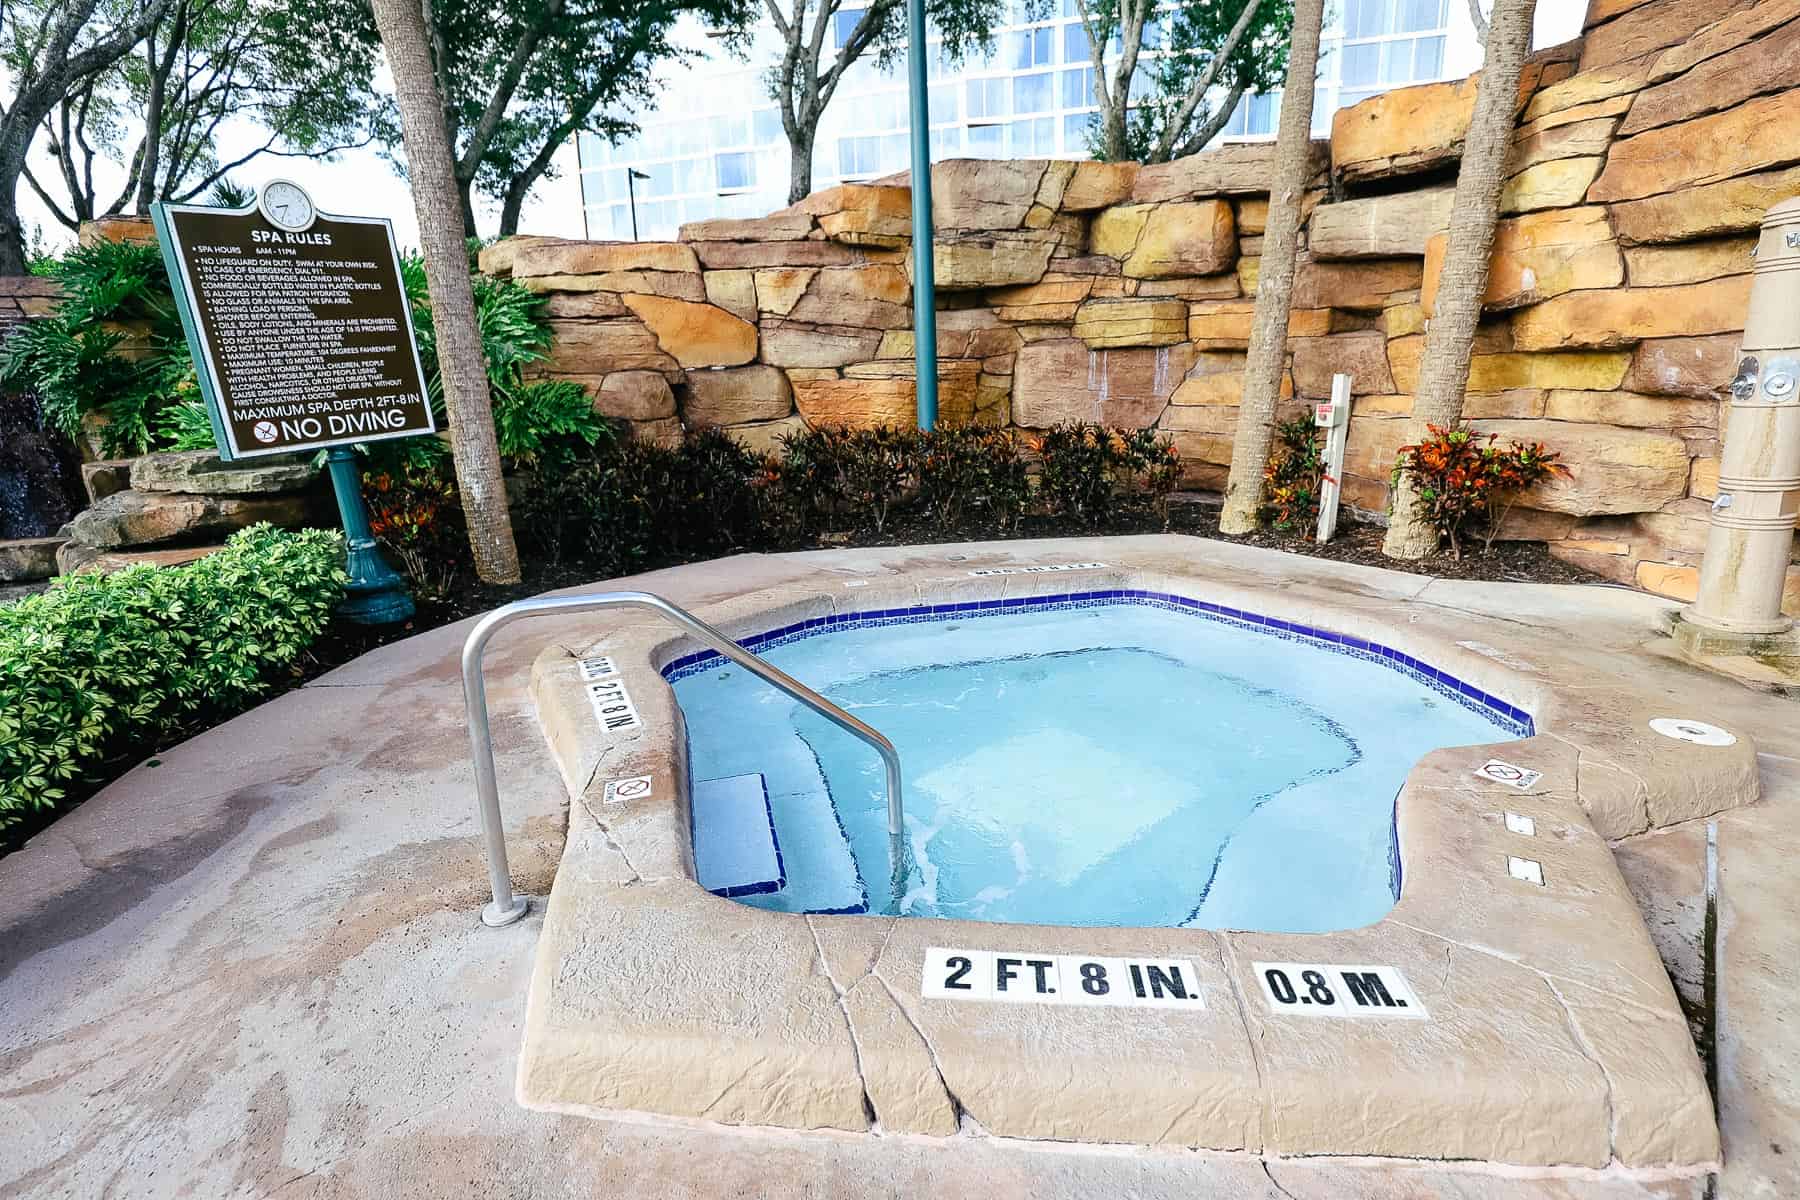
[1,535,1798,1197]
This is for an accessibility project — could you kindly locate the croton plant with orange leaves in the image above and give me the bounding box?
[1391,424,1569,559]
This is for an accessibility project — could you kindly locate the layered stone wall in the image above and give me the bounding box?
[485,0,1797,606]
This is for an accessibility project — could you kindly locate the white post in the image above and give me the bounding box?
[1315,373,1352,543]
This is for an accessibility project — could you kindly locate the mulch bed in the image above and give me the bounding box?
[2,504,1608,856]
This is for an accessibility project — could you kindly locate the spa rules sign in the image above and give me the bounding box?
[151,180,434,460]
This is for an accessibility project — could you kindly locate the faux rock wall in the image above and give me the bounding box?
[482,0,1800,607]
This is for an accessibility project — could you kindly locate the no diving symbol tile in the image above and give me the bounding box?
[1474,759,1542,791]
[604,775,653,805]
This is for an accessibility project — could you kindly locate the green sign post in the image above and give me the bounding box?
[150,180,433,625]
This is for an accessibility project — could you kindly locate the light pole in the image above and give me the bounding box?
[625,167,651,239]
[905,0,938,430]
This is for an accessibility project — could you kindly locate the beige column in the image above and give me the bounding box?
[1684,197,1800,636]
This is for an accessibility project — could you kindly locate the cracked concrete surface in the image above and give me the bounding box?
[1,538,1796,1197]
[521,537,1741,1168]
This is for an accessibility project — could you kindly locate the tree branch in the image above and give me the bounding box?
[1150,0,1262,162]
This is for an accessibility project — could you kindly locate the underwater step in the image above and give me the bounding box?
[691,774,786,898]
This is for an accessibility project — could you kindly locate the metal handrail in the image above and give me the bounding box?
[461,590,905,927]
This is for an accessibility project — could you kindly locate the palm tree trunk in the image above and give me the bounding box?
[1217,0,1326,534]
[1383,0,1536,560]
[369,0,522,584]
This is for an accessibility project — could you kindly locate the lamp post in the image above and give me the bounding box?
[625,167,651,239]
[905,0,938,430]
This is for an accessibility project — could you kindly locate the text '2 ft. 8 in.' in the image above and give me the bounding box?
[921,948,1206,1010]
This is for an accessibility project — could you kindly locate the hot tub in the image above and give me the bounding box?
[669,591,1529,932]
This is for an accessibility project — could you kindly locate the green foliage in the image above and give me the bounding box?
[1032,423,1181,525]
[153,399,221,451]
[1050,0,1295,163]
[0,239,195,455]
[290,0,755,232]
[365,460,467,600]
[778,425,917,534]
[0,525,346,829]
[18,0,383,228]
[492,379,607,467]
[1391,424,1571,559]
[915,425,1031,532]
[1259,417,1323,535]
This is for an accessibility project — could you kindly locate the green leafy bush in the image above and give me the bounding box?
[0,240,196,456]
[1032,423,1181,525]
[0,525,347,829]
[777,426,918,534]
[915,425,1031,531]
[1259,417,1324,535]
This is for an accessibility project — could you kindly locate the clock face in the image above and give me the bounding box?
[258,180,317,231]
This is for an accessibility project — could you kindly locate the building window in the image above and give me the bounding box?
[1062,21,1091,64]
[833,7,865,48]
[715,151,755,191]
[1220,92,1279,139]
[965,76,1009,120]
[837,134,885,177]
[1014,70,1053,114]
[1337,0,1451,109]
[709,113,747,147]
[1060,65,1093,108]
[753,107,784,146]
[1009,116,1055,156]
[1061,111,1095,153]
[966,122,1004,157]
[929,80,960,121]
[1009,25,1054,69]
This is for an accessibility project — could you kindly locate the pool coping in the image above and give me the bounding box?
[515,540,1757,1169]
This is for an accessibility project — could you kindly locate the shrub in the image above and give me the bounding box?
[1260,417,1324,536]
[0,239,194,455]
[0,525,346,829]
[1033,423,1181,525]
[777,425,918,534]
[1391,424,1569,558]
[365,460,467,600]
[916,425,1031,532]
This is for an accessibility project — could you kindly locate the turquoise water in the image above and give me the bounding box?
[672,600,1518,932]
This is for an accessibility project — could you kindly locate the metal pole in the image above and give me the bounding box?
[905,0,938,430]
[324,446,415,625]
[461,590,907,927]
[626,168,640,240]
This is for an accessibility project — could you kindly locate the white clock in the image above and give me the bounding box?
[258,179,317,232]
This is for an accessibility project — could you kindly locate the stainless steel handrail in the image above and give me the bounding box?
[461,590,905,927]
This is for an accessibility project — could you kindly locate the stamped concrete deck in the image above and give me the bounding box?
[2,535,1797,1198]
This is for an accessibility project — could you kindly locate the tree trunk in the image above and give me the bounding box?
[0,190,28,275]
[1217,0,1326,534]
[369,0,521,584]
[786,118,815,205]
[1383,0,1536,560]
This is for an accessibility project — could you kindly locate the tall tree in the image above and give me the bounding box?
[1382,0,1536,560]
[0,0,174,273]
[765,0,1002,205]
[1068,0,1292,164]
[1217,0,1322,534]
[316,0,751,238]
[369,0,520,584]
[22,0,380,232]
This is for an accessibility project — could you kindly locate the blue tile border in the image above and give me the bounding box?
[660,590,1534,737]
